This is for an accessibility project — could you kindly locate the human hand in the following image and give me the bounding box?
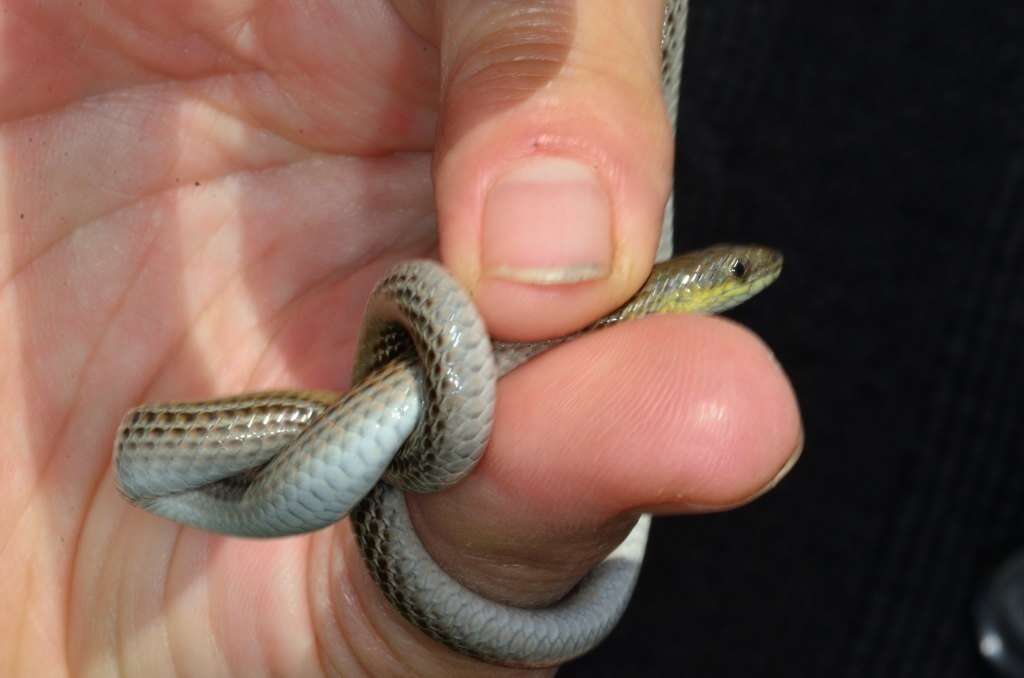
[0,1,801,675]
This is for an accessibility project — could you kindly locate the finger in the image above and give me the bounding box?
[427,0,672,339]
[329,316,801,671]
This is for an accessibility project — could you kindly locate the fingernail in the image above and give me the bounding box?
[482,157,612,284]
[749,428,804,501]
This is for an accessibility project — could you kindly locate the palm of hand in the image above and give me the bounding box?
[1,3,475,675]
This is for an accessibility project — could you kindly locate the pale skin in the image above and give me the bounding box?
[0,1,802,676]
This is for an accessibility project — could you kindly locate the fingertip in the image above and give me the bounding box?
[636,318,803,512]
[481,314,802,517]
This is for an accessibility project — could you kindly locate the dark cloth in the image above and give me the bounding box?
[565,1,1024,675]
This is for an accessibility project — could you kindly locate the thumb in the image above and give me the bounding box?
[431,0,672,339]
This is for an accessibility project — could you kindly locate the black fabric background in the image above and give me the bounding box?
[564,1,1024,676]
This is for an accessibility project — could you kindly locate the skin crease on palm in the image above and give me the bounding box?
[0,1,801,676]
